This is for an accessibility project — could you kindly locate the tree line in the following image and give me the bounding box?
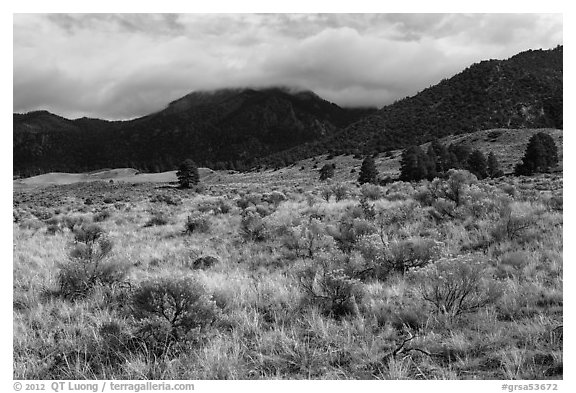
[318,132,558,184]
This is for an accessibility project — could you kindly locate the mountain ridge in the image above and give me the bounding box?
[13,46,562,176]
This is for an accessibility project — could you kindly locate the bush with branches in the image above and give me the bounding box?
[407,255,503,319]
[58,224,129,299]
[131,276,220,348]
[298,267,364,319]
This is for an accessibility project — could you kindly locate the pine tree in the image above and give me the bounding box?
[176,159,200,188]
[448,144,472,169]
[358,156,379,184]
[400,146,429,181]
[319,163,335,181]
[487,152,504,178]
[515,132,558,175]
[426,145,438,179]
[467,149,488,179]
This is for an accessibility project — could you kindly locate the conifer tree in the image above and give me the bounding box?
[487,152,504,178]
[467,149,488,179]
[176,159,200,188]
[358,156,379,184]
[515,132,558,175]
[400,146,429,181]
[319,163,335,181]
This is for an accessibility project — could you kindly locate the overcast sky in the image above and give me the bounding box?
[13,13,562,120]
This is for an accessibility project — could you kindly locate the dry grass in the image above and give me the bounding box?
[13,170,562,380]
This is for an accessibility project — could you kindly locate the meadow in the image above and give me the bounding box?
[13,170,562,380]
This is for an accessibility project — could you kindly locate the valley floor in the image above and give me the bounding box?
[13,171,562,379]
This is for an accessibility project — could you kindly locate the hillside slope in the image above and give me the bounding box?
[263,46,563,167]
[13,87,374,177]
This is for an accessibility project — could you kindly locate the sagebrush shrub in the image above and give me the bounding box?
[407,255,503,318]
[62,214,89,232]
[131,276,220,342]
[144,211,170,227]
[282,218,331,259]
[359,197,376,220]
[491,205,535,242]
[184,213,211,234]
[150,193,181,206]
[360,183,384,201]
[73,223,105,244]
[331,183,350,202]
[384,238,442,274]
[58,227,129,299]
[298,267,364,319]
[239,211,268,241]
[46,224,61,235]
[327,218,376,254]
[93,209,111,222]
[320,185,333,202]
[262,191,287,206]
[236,193,262,210]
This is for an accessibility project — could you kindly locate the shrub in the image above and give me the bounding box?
[255,203,274,217]
[132,276,220,341]
[216,198,233,214]
[298,268,364,319]
[545,194,562,212]
[239,211,268,242]
[184,213,211,234]
[191,256,220,269]
[262,191,287,206]
[93,209,111,222]
[144,211,170,227]
[407,255,503,319]
[320,185,333,202]
[499,251,529,270]
[319,163,335,181]
[491,205,535,242]
[150,193,181,206]
[236,193,262,210]
[46,224,61,235]
[282,218,331,259]
[196,197,233,214]
[58,227,129,299]
[62,214,90,232]
[31,208,52,221]
[360,183,384,201]
[73,223,105,244]
[327,218,376,254]
[331,182,350,202]
[441,169,477,206]
[384,238,442,274]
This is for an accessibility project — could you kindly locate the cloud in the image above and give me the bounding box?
[13,13,563,119]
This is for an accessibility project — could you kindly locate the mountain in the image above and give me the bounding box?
[13,87,375,177]
[262,46,562,167]
[14,46,562,177]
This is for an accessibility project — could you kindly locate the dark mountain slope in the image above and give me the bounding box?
[13,87,375,176]
[262,46,562,167]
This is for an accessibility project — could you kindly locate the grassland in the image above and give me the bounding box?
[13,166,562,380]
